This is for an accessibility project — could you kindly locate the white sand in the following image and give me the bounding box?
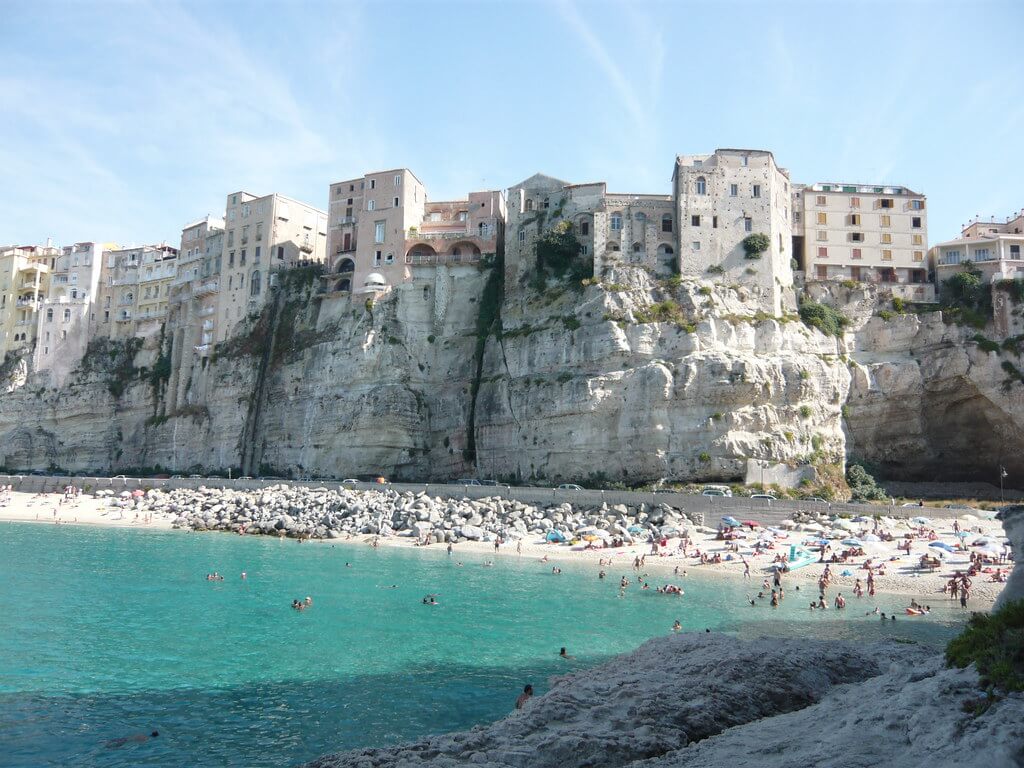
[0,490,1009,605]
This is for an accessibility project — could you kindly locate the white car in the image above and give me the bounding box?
[340,478,359,484]
[701,485,732,497]
[750,494,775,501]
[557,483,584,491]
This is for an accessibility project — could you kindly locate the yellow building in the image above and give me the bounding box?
[0,244,58,360]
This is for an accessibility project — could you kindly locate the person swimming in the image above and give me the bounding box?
[104,731,158,748]
[559,647,575,659]
[672,620,682,632]
[515,684,533,710]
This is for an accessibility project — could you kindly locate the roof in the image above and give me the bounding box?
[508,173,571,191]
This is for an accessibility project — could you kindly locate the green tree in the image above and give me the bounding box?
[742,233,771,259]
[536,221,589,281]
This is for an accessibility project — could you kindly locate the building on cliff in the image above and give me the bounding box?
[673,149,795,315]
[32,241,120,386]
[322,169,505,297]
[92,244,178,342]
[931,210,1024,291]
[0,243,58,360]
[794,181,933,302]
[216,191,327,341]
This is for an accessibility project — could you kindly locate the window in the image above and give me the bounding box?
[242,224,249,243]
[913,251,924,262]
[240,249,246,266]
[525,199,533,211]
[975,248,991,260]
[46,308,52,322]
[744,217,753,232]
[61,330,67,340]
[912,234,923,245]
[851,233,863,242]
[103,311,109,323]
[610,213,622,230]
[752,184,761,198]
[632,242,643,253]
[849,214,861,226]
[911,199,924,210]
[882,249,893,261]
[229,250,235,267]
[816,265,828,279]
[255,246,261,261]
[712,215,718,228]
[944,249,961,264]
[881,233,892,244]
[370,179,376,190]
[817,212,827,225]
[458,211,468,221]
[911,216,922,228]
[1011,245,1021,258]
[368,200,375,211]
[695,177,707,195]
[394,197,400,207]
[818,247,828,258]
[880,214,891,227]
[741,155,749,167]
[581,221,590,236]
[661,215,672,233]
[375,221,386,243]
[518,231,526,243]
[852,248,862,259]
[277,246,285,260]
[850,197,861,208]
[880,198,894,209]
[394,174,401,186]
[256,223,263,241]
[816,195,827,206]
[692,241,701,251]
[385,253,394,264]
[581,245,589,255]
[227,230,234,247]
[729,184,738,197]
[251,271,261,296]
[228,276,232,289]
[374,250,382,265]
[691,215,701,227]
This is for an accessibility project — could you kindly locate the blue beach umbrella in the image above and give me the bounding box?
[722,516,742,528]
[929,542,956,553]
[545,530,566,543]
[841,538,862,547]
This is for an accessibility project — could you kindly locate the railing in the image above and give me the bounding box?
[408,230,473,241]
[194,344,211,354]
[335,246,356,254]
[116,313,132,322]
[198,306,216,317]
[406,252,482,266]
[194,279,219,296]
[202,319,214,331]
[336,216,356,225]
[15,298,40,308]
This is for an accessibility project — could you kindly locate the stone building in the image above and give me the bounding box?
[503,174,676,288]
[323,168,504,296]
[0,243,56,359]
[931,209,1024,291]
[215,191,327,342]
[33,241,116,383]
[795,181,932,301]
[673,149,795,314]
[93,244,177,341]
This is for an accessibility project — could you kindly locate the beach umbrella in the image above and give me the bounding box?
[660,525,681,537]
[955,531,970,539]
[835,519,858,531]
[863,533,881,542]
[131,489,145,498]
[545,530,566,543]
[841,538,862,547]
[912,516,931,525]
[575,525,602,535]
[721,516,742,528]
[971,537,992,546]
[929,542,956,553]
[742,520,761,528]
[627,525,645,535]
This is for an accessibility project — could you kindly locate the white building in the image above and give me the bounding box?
[931,210,1024,289]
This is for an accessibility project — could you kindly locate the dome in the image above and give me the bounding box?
[364,272,387,287]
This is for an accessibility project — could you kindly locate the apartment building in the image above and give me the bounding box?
[931,209,1024,289]
[34,241,118,382]
[94,245,177,341]
[504,173,675,287]
[673,149,795,314]
[324,169,504,295]
[168,216,224,358]
[216,191,327,341]
[0,243,56,359]
[795,182,932,301]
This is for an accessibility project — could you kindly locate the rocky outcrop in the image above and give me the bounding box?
[0,265,1022,489]
[305,633,949,768]
[995,505,1024,611]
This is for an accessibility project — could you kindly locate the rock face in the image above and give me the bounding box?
[0,265,1022,488]
[995,505,1024,611]
[304,633,944,768]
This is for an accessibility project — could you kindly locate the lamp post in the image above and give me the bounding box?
[1000,465,1007,505]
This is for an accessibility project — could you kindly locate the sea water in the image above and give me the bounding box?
[0,522,964,767]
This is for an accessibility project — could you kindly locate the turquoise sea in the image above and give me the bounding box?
[0,522,966,767]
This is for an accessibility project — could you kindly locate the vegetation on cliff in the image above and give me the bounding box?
[798,300,847,337]
[946,599,1024,694]
[941,262,992,329]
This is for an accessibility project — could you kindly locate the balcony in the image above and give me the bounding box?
[408,229,471,241]
[116,312,133,322]
[202,319,215,331]
[16,297,40,308]
[299,242,314,254]
[198,306,216,317]
[335,216,356,225]
[406,251,482,266]
[194,344,211,355]
[194,279,219,296]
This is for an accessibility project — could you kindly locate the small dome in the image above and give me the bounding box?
[364,272,387,287]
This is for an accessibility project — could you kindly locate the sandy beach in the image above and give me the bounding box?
[0,489,1010,606]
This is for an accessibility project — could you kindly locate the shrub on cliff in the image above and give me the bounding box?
[798,301,847,338]
[535,222,590,284]
[846,463,887,501]
[742,233,770,259]
[946,599,1024,693]
[941,262,992,329]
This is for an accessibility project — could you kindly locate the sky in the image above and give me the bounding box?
[2,0,1022,248]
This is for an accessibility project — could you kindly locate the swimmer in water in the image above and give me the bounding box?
[672,620,682,632]
[304,596,313,606]
[104,731,159,748]
[241,572,247,579]
[552,567,562,574]
[559,647,575,660]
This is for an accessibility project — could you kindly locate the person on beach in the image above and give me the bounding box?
[834,593,846,610]
[742,558,750,579]
[447,543,453,555]
[104,731,159,748]
[515,684,533,709]
[517,540,522,556]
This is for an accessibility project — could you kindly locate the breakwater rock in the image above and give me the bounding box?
[123,485,701,543]
[304,632,1022,768]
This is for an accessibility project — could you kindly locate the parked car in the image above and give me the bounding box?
[170,475,183,479]
[750,493,775,501]
[557,483,584,491]
[701,485,732,497]
[478,479,500,486]
[111,475,128,480]
[237,476,253,480]
[803,496,829,503]
[455,478,482,486]
[340,478,359,484]
[188,474,203,478]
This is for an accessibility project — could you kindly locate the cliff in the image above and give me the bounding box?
[0,265,1022,489]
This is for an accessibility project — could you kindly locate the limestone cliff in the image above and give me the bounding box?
[0,264,1022,490]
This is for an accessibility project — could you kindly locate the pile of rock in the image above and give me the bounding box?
[108,485,701,543]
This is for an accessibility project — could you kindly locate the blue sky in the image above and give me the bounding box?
[3,0,1022,247]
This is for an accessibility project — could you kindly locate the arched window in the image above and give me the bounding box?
[63,309,71,322]
[478,222,487,236]
[635,212,646,222]
[632,242,643,253]
[610,212,622,231]
[46,308,53,322]
[423,285,429,300]
[451,247,461,256]
[658,244,675,255]
[250,270,261,296]
[696,177,707,195]
[662,214,673,233]
[337,258,355,274]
